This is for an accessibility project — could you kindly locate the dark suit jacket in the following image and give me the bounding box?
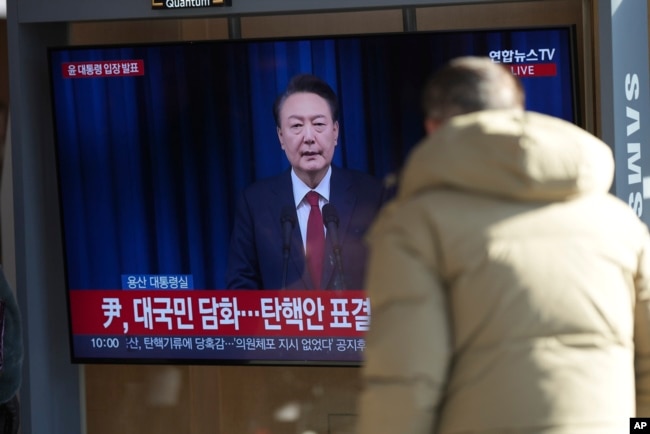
[226,166,386,290]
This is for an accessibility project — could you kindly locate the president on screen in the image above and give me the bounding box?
[226,74,385,290]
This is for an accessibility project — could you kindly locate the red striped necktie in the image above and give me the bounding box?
[305,191,325,289]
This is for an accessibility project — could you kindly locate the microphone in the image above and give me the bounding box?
[280,206,296,289]
[322,203,346,290]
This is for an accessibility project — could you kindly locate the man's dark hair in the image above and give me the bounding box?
[422,56,525,123]
[273,74,340,127]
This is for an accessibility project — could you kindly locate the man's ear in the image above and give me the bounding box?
[424,118,441,135]
[277,126,284,149]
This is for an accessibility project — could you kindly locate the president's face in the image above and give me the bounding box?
[277,92,339,187]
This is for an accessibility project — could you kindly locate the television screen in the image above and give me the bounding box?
[48,26,578,365]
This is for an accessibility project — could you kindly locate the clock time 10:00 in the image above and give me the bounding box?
[90,338,120,349]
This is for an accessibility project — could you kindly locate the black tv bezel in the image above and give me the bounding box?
[47,24,581,367]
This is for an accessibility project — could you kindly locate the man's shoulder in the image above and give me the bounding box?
[242,170,291,196]
[333,166,384,189]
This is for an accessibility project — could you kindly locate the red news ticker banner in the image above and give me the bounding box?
[69,290,369,338]
[508,62,557,77]
[62,60,145,78]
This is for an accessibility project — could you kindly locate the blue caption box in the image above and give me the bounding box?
[121,274,194,289]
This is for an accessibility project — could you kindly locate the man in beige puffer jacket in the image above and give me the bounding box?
[357,56,650,433]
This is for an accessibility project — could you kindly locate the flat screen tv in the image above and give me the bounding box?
[48,26,578,365]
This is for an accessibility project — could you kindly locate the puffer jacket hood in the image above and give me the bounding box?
[399,109,614,202]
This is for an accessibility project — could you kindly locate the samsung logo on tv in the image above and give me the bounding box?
[625,72,649,218]
[151,0,229,10]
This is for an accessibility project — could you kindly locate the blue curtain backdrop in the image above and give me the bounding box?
[49,28,576,290]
